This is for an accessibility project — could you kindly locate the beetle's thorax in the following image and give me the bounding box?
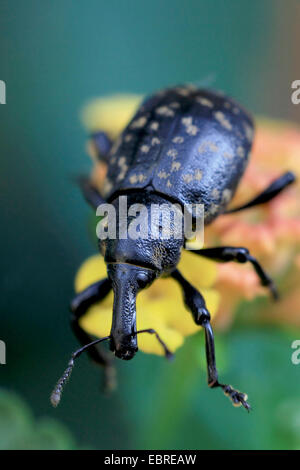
[101,191,184,275]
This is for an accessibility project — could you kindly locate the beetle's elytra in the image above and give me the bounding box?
[101,85,254,224]
[51,84,295,410]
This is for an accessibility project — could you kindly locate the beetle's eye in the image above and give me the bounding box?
[136,272,149,289]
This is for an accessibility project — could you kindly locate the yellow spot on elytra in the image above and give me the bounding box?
[214,111,232,131]
[129,174,138,184]
[198,141,218,154]
[183,174,193,183]
[150,121,159,131]
[186,125,198,136]
[172,136,184,144]
[117,166,128,181]
[138,174,146,183]
[151,137,160,145]
[156,106,175,117]
[182,116,198,136]
[196,97,213,108]
[223,151,234,159]
[130,116,147,129]
[222,189,232,204]
[244,122,253,142]
[176,87,190,96]
[211,188,220,199]
[182,117,192,126]
[118,156,126,166]
[195,170,203,181]
[171,161,181,171]
[117,157,128,181]
[129,173,146,184]
[237,146,245,158]
[167,149,178,158]
[141,144,150,153]
[158,171,169,179]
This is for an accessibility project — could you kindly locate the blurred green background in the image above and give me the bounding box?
[0,0,299,450]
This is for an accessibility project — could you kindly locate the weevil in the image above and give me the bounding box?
[51,84,295,409]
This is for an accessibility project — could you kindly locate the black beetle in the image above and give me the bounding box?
[51,84,295,409]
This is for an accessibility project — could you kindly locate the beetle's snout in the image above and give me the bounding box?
[115,348,137,360]
[113,340,138,361]
[108,263,141,361]
[110,331,138,360]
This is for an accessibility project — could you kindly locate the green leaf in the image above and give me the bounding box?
[0,389,79,450]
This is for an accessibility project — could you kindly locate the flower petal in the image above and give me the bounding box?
[178,250,218,288]
[81,94,143,139]
[75,255,107,293]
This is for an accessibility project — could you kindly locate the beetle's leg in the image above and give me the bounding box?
[193,246,278,300]
[71,278,117,393]
[225,171,295,213]
[89,131,112,163]
[77,175,106,209]
[171,269,250,411]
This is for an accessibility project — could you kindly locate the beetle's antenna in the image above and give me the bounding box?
[132,329,174,360]
[50,336,111,407]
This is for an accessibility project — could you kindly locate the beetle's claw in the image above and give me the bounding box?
[222,384,251,412]
[165,350,175,361]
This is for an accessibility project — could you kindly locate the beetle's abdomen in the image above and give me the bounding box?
[102,84,254,223]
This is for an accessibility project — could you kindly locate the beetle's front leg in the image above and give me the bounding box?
[89,131,112,163]
[77,176,106,209]
[71,278,116,393]
[171,269,250,411]
[192,246,278,300]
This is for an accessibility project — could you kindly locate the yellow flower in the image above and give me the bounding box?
[81,94,142,140]
[81,94,143,191]
[75,253,219,355]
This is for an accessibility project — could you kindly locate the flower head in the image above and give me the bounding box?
[79,93,300,343]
